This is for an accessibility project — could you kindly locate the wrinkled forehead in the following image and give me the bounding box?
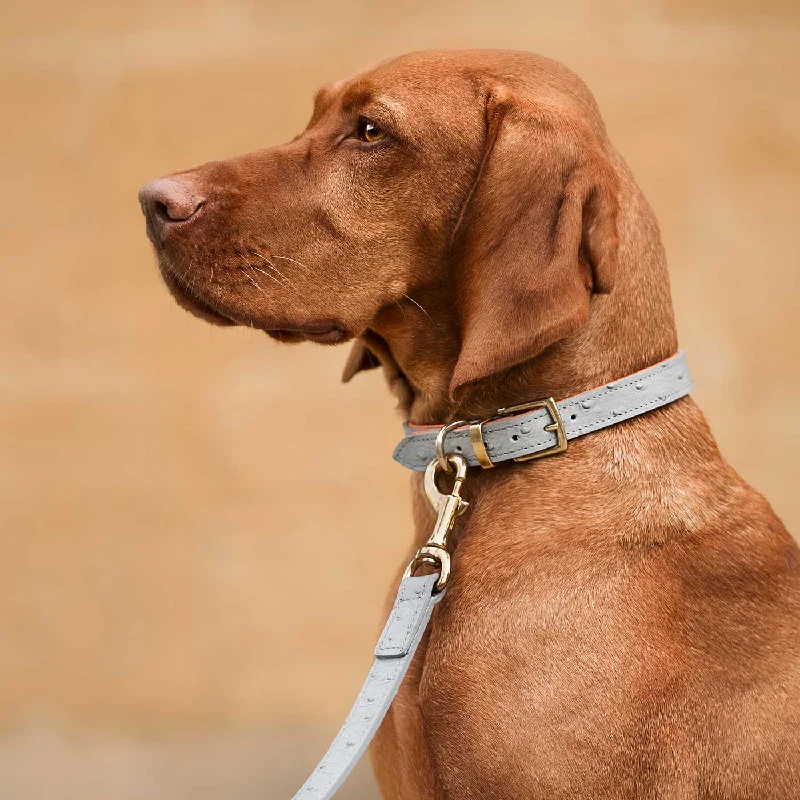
[312,58,479,124]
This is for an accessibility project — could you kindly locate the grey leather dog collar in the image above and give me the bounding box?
[293,574,443,799]
[393,351,692,471]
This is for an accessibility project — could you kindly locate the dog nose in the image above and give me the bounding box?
[138,178,205,241]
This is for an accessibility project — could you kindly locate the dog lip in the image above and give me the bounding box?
[157,261,347,341]
[267,323,347,343]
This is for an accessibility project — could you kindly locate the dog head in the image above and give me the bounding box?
[139,50,619,414]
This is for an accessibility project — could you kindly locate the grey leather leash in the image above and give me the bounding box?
[291,351,693,798]
[393,351,692,471]
[292,574,443,799]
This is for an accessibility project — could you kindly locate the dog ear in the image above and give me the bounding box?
[448,89,619,398]
[341,338,380,382]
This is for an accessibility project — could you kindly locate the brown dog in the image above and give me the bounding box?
[139,50,800,799]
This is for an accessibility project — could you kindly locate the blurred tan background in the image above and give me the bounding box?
[1,0,799,797]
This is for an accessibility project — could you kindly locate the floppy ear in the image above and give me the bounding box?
[449,89,619,398]
[341,338,380,383]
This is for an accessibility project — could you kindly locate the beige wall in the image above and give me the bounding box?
[1,1,798,797]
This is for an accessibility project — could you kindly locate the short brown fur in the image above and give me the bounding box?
[139,50,800,799]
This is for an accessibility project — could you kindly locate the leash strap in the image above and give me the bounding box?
[393,351,692,471]
[292,574,444,799]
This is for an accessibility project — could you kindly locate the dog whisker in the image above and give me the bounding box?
[248,249,277,266]
[393,299,409,325]
[248,250,297,288]
[235,248,285,291]
[270,253,312,275]
[402,293,441,334]
[187,261,198,293]
[259,260,291,284]
[248,263,284,287]
[238,267,268,295]
[179,258,194,285]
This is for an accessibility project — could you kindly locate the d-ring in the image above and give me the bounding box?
[435,420,467,472]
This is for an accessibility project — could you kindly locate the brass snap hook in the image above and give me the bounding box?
[424,453,468,513]
[403,453,470,592]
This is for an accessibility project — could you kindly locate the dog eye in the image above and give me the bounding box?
[357,118,386,143]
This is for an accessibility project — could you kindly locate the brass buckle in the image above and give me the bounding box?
[468,397,568,469]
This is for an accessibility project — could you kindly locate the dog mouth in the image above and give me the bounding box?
[158,262,348,343]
